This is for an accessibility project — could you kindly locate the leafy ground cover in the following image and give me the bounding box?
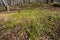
[0,9,60,40]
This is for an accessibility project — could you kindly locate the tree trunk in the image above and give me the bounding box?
[46,0,48,4]
[51,0,53,3]
[2,0,9,12]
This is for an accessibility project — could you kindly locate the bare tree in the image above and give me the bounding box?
[51,0,53,3]
[2,0,9,12]
[46,0,53,4]
[46,0,48,4]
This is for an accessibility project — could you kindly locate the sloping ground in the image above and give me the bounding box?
[1,4,60,13]
[0,9,60,40]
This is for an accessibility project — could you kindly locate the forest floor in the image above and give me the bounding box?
[0,5,60,14]
[0,4,60,40]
